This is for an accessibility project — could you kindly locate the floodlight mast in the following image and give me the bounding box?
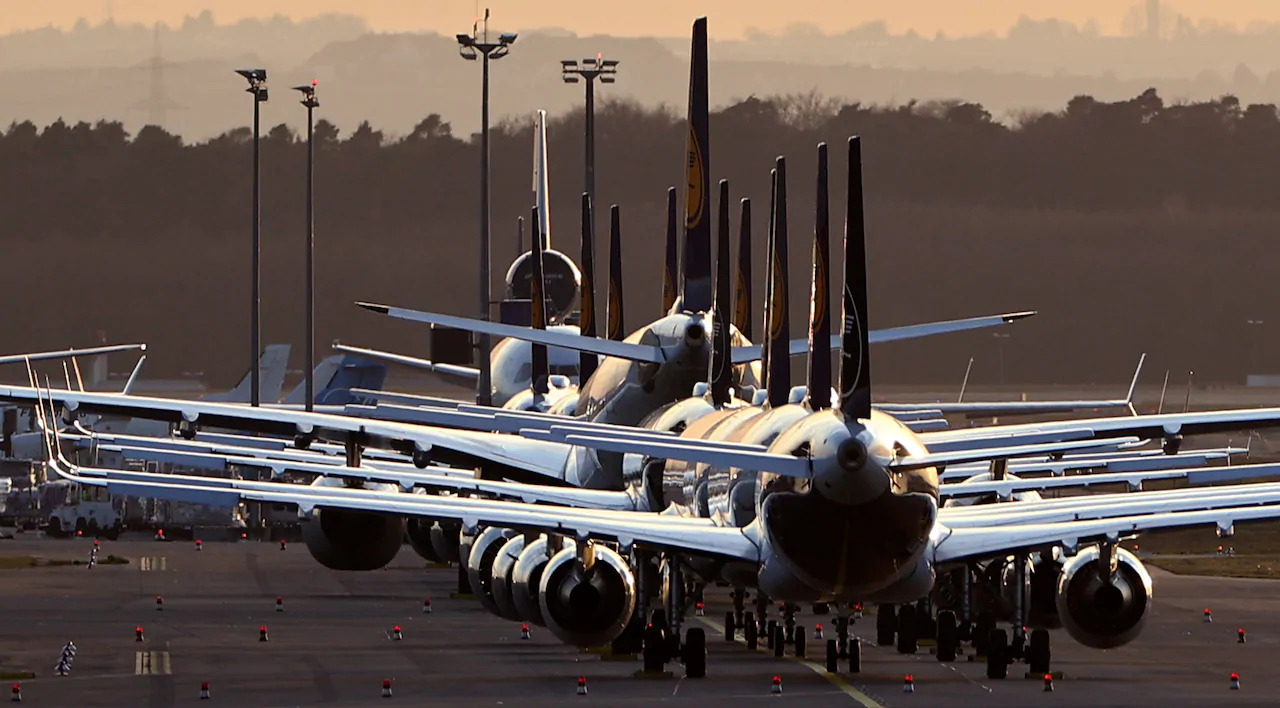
[235,69,268,407]
[458,9,516,407]
[293,81,319,411]
[561,54,619,207]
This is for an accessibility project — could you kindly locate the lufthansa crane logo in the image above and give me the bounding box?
[685,127,705,229]
[608,286,623,338]
[768,253,787,341]
[812,245,827,330]
[733,271,750,330]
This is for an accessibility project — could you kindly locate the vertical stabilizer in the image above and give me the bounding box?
[733,198,753,341]
[217,344,291,403]
[533,110,552,248]
[578,192,599,382]
[607,204,626,340]
[839,137,872,420]
[710,179,732,405]
[760,169,777,389]
[530,206,550,395]
[806,143,833,411]
[766,157,791,408]
[680,17,712,312]
[662,186,678,313]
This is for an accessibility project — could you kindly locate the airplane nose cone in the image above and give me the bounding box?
[685,322,706,348]
[837,438,868,472]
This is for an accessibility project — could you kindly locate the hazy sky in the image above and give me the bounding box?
[10,1,1280,38]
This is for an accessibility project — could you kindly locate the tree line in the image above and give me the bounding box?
[3,89,1279,388]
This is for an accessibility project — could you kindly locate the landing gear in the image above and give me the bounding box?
[642,624,666,673]
[825,639,838,672]
[876,603,896,646]
[973,610,995,657]
[1027,628,1052,674]
[724,612,736,641]
[896,604,918,654]
[795,626,807,658]
[847,638,861,673]
[986,628,1009,680]
[767,620,778,650]
[744,612,758,650]
[773,625,785,657]
[683,628,706,678]
[936,610,958,662]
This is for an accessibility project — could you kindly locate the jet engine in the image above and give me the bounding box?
[301,479,404,571]
[405,518,443,563]
[489,535,529,622]
[430,519,463,563]
[466,526,518,617]
[510,535,573,626]
[1055,545,1152,649]
[538,542,636,647]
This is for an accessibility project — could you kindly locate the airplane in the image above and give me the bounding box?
[43,123,1280,686]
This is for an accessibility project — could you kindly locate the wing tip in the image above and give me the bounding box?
[1003,310,1038,323]
[356,302,391,315]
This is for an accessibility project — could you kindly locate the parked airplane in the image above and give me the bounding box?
[45,128,1280,684]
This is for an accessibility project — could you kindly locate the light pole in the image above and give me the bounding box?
[293,80,318,411]
[992,332,1011,386]
[560,55,618,206]
[1246,319,1264,378]
[458,10,516,407]
[235,69,268,407]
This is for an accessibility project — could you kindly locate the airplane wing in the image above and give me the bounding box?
[938,447,1239,481]
[939,462,1280,500]
[356,302,668,364]
[52,459,758,562]
[0,385,574,482]
[729,310,1037,364]
[333,343,480,384]
[922,407,1280,448]
[0,343,146,366]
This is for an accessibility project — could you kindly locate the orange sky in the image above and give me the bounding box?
[10,1,1280,38]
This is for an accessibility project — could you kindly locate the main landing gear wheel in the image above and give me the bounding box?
[773,625,785,658]
[986,628,1009,680]
[794,626,807,658]
[642,625,666,673]
[1027,628,1051,674]
[724,612,736,641]
[767,620,778,649]
[683,628,706,678]
[847,638,861,673]
[896,604,918,654]
[825,639,838,672]
[936,610,958,662]
[876,603,897,646]
[744,612,758,650]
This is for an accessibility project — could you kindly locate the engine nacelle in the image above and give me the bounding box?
[489,535,529,622]
[510,535,573,626]
[301,479,404,570]
[539,543,636,647]
[467,527,518,617]
[1056,546,1152,649]
[302,508,404,571]
[430,520,462,563]
[405,518,443,563]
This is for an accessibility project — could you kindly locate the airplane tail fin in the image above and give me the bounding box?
[122,355,147,395]
[760,169,776,390]
[733,198,753,340]
[533,109,551,249]
[680,17,712,313]
[710,179,732,405]
[531,206,550,395]
[766,157,791,407]
[292,355,388,405]
[607,204,626,340]
[578,192,599,382]
[806,143,833,411]
[662,186,678,314]
[220,344,291,403]
[839,137,872,420]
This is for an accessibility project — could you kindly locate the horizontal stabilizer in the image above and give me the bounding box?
[0,343,146,366]
[893,436,1142,471]
[333,344,479,382]
[357,302,667,364]
[729,311,1036,364]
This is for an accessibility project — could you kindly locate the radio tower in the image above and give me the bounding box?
[132,23,183,127]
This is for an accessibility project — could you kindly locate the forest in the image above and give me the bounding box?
[3,88,1278,388]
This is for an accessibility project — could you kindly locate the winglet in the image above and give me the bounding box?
[1125,353,1146,416]
[356,302,390,315]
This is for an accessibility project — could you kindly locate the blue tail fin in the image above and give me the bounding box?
[285,355,388,405]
